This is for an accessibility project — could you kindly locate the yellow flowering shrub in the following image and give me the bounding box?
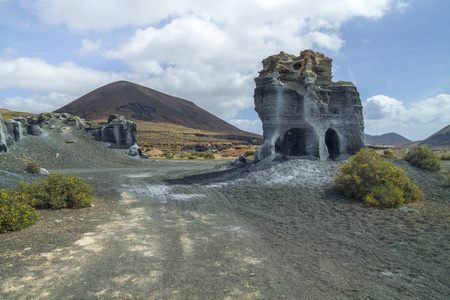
[0,189,39,233]
[19,173,94,209]
[405,146,441,172]
[334,149,424,208]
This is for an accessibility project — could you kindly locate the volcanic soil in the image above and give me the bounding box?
[0,125,449,299]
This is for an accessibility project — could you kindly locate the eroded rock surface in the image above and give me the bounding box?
[254,50,365,161]
[93,114,137,149]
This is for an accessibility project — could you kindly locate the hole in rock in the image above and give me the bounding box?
[325,128,340,160]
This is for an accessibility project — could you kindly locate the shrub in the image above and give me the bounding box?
[441,154,450,160]
[25,162,41,174]
[405,146,441,172]
[243,150,256,157]
[190,152,200,157]
[334,149,424,208]
[19,173,94,209]
[188,155,198,159]
[0,189,39,233]
[202,152,215,160]
[162,152,174,159]
[382,149,395,159]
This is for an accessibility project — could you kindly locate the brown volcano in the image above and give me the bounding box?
[54,81,248,135]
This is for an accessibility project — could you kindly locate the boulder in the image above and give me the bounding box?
[126,144,149,159]
[93,115,137,149]
[226,154,247,169]
[0,113,28,152]
[254,50,365,161]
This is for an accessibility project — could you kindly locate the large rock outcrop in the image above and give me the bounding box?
[93,115,137,149]
[254,50,365,161]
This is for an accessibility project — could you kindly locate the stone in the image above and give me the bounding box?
[254,50,365,161]
[226,154,247,169]
[125,144,149,159]
[0,114,28,152]
[93,115,137,149]
[39,168,50,175]
[27,124,43,136]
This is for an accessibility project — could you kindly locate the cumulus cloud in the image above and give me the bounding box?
[364,94,450,140]
[78,39,102,56]
[1,92,75,113]
[0,55,122,95]
[1,1,403,127]
[228,119,262,134]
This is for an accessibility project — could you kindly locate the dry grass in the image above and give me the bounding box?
[0,109,34,120]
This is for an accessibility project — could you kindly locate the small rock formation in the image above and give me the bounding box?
[126,144,149,159]
[0,113,27,152]
[93,114,137,149]
[254,50,365,161]
[0,112,90,152]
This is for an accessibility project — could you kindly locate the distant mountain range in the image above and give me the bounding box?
[55,81,251,136]
[419,124,450,147]
[364,133,413,148]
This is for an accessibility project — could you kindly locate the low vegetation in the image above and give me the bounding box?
[441,153,450,160]
[0,189,39,233]
[334,149,424,208]
[24,162,41,174]
[404,146,442,172]
[1,173,94,233]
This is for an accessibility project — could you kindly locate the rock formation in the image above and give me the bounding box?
[93,114,137,149]
[0,112,91,152]
[254,50,365,161]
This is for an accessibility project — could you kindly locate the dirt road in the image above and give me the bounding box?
[1,159,449,299]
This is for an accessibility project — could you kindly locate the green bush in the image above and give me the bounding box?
[405,146,441,172]
[25,162,41,174]
[188,155,198,159]
[334,149,424,208]
[162,152,174,159]
[243,150,256,157]
[382,149,395,159]
[190,152,200,157]
[0,189,39,233]
[202,152,215,160]
[19,173,94,209]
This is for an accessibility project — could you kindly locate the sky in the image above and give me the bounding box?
[0,0,449,141]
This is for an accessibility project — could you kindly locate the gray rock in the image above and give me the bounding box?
[126,144,149,159]
[39,168,50,175]
[94,115,137,149]
[226,154,247,169]
[254,50,365,162]
[27,124,43,136]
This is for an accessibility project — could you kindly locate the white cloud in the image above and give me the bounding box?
[396,1,410,13]
[79,39,101,56]
[1,0,403,127]
[1,92,75,113]
[364,94,450,140]
[228,119,262,134]
[0,56,122,95]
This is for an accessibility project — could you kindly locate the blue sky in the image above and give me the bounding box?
[0,0,449,141]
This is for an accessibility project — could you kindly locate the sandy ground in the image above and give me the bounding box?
[0,125,449,299]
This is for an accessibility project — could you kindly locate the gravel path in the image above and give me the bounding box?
[0,125,449,299]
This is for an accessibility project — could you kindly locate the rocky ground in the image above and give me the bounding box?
[0,126,449,299]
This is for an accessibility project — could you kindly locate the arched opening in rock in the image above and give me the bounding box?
[325,128,340,160]
[279,127,319,157]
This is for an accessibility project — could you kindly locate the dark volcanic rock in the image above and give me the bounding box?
[254,50,365,161]
[94,115,137,149]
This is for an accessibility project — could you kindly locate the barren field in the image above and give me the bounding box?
[0,127,449,299]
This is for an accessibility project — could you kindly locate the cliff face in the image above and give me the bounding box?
[254,50,365,161]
